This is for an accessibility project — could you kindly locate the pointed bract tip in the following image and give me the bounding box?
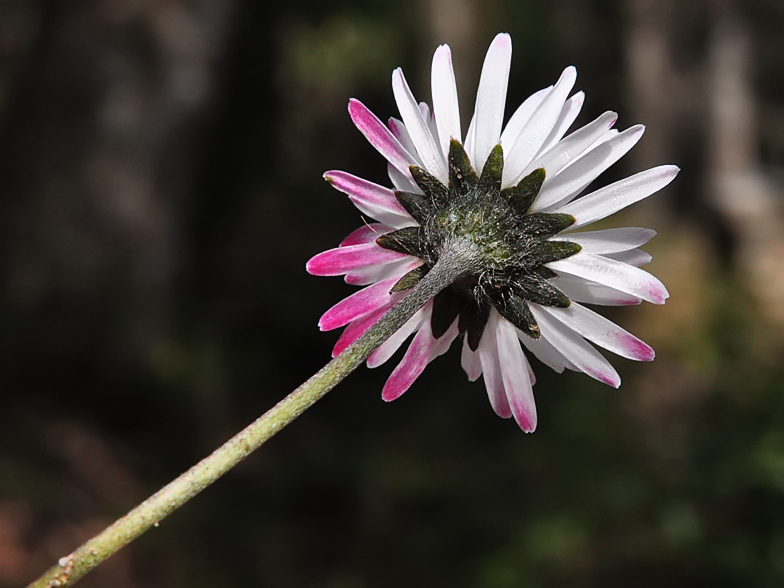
[323,172,336,184]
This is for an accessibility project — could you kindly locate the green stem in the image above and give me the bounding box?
[25,251,469,588]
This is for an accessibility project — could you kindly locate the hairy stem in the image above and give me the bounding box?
[26,249,473,588]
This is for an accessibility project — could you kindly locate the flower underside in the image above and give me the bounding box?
[376,139,582,350]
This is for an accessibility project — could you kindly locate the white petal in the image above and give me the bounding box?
[431,44,462,158]
[461,336,483,381]
[603,249,652,267]
[548,252,669,304]
[529,303,621,387]
[464,115,477,164]
[431,318,460,358]
[531,125,645,212]
[524,111,617,181]
[503,66,577,188]
[391,68,448,182]
[419,102,440,147]
[538,303,654,361]
[552,275,642,306]
[345,258,419,286]
[367,303,429,368]
[518,330,576,373]
[387,117,423,167]
[556,165,680,229]
[387,162,420,193]
[552,227,656,254]
[496,316,537,431]
[537,91,585,156]
[478,308,512,418]
[499,86,551,151]
[471,33,512,173]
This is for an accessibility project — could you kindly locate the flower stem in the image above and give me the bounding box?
[25,250,471,588]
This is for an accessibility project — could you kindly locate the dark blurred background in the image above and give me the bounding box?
[2,0,784,586]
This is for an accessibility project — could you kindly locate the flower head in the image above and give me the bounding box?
[307,33,678,432]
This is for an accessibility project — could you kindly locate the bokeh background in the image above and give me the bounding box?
[2,0,784,586]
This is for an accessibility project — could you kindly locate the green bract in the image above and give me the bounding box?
[377,139,581,348]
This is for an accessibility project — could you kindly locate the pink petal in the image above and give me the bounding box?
[496,316,537,432]
[319,275,402,331]
[461,336,483,381]
[339,224,391,247]
[332,304,390,357]
[381,323,436,402]
[348,99,417,179]
[368,302,430,368]
[325,170,414,229]
[306,243,408,276]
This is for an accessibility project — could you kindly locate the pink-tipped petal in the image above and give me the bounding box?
[461,336,483,381]
[503,66,577,188]
[368,302,430,368]
[529,303,621,387]
[339,224,391,247]
[348,99,417,179]
[548,251,669,305]
[556,165,680,229]
[306,243,408,276]
[391,69,448,182]
[539,303,655,361]
[478,308,512,418]
[531,125,645,212]
[471,33,512,172]
[431,44,462,157]
[381,323,437,402]
[496,316,537,432]
[318,275,402,331]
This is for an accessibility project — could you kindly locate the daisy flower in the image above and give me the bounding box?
[307,33,678,432]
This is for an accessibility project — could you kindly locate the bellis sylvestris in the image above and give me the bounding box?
[307,33,678,432]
